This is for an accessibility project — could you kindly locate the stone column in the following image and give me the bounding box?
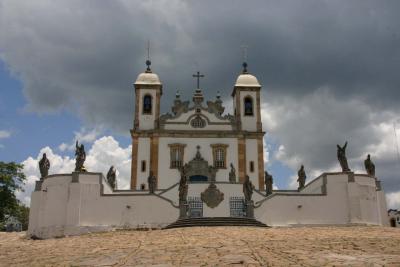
[245,200,254,218]
[179,201,188,219]
[237,136,246,183]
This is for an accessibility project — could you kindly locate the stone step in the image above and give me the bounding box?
[164,217,268,229]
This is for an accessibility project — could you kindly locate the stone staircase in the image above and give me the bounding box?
[164,217,268,229]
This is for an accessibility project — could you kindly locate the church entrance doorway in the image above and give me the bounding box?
[390,218,397,227]
[188,196,203,218]
[189,175,208,183]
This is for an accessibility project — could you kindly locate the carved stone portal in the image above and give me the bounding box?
[180,146,217,182]
[201,183,224,208]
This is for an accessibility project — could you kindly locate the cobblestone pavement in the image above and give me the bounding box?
[1,226,399,266]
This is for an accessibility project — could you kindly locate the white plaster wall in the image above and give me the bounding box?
[377,190,389,226]
[137,89,157,130]
[78,185,178,227]
[240,91,257,131]
[136,137,150,190]
[28,172,389,239]
[157,137,239,188]
[245,138,258,185]
[28,173,179,239]
[300,176,324,194]
[255,174,350,226]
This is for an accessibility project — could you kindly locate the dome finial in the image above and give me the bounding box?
[242,62,248,74]
[145,59,152,73]
[145,40,152,73]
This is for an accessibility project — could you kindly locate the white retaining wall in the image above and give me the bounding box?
[28,171,389,239]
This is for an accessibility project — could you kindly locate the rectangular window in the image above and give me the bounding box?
[250,161,254,172]
[141,160,146,172]
[168,144,186,169]
[211,144,228,169]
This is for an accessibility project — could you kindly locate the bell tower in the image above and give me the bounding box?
[232,62,265,189]
[131,60,162,190]
[232,62,262,132]
[133,60,162,130]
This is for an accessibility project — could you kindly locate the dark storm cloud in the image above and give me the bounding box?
[1,0,400,194]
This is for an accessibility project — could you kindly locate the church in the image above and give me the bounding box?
[131,60,264,191]
[28,60,389,239]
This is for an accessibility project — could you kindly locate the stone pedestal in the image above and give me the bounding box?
[245,200,254,218]
[179,200,188,219]
[34,180,43,191]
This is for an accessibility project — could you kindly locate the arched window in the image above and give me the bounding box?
[143,95,152,114]
[244,96,254,116]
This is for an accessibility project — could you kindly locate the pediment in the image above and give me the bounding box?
[159,99,236,130]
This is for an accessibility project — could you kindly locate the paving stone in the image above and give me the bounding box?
[0,226,400,266]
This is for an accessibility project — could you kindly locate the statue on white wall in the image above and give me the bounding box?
[39,153,50,179]
[364,154,375,177]
[337,141,350,172]
[75,141,86,172]
[148,171,157,194]
[297,165,306,191]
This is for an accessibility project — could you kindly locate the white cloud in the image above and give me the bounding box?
[0,130,11,139]
[262,88,400,192]
[57,127,103,152]
[18,136,131,206]
[386,191,400,209]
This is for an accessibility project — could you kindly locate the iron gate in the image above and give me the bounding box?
[188,196,203,218]
[230,196,246,217]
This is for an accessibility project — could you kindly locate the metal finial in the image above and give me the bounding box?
[242,62,248,73]
[146,59,151,72]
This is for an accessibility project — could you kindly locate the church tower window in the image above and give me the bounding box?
[141,160,146,172]
[244,96,254,116]
[250,161,254,172]
[143,94,152,114]
[168,144,186,169]
[211,144,228,169]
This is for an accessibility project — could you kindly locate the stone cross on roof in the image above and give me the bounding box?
[192,71,204,89]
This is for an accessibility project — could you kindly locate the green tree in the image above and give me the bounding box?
[0,162,26,227]
[16,204,30,230]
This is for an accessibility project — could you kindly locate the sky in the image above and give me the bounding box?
[0,0,399,208]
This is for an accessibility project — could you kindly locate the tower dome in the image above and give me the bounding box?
[234,62,260,87]
[235,73,260,87]
[134,60,162,85]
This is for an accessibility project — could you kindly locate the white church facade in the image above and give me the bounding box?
[28,61,389,239]
[131,62,265,191]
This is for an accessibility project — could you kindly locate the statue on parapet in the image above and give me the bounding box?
[178,167,188,202]
[229,163,236,183]
[243,175,254,201]
[75,140,86,172]
[107,166,117,190]
[39,153,50,179]
[148,171,157,194]
[297,165,306,191]
[264,171,273,196]
[364,154,375,177]
[337,141,350,172]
